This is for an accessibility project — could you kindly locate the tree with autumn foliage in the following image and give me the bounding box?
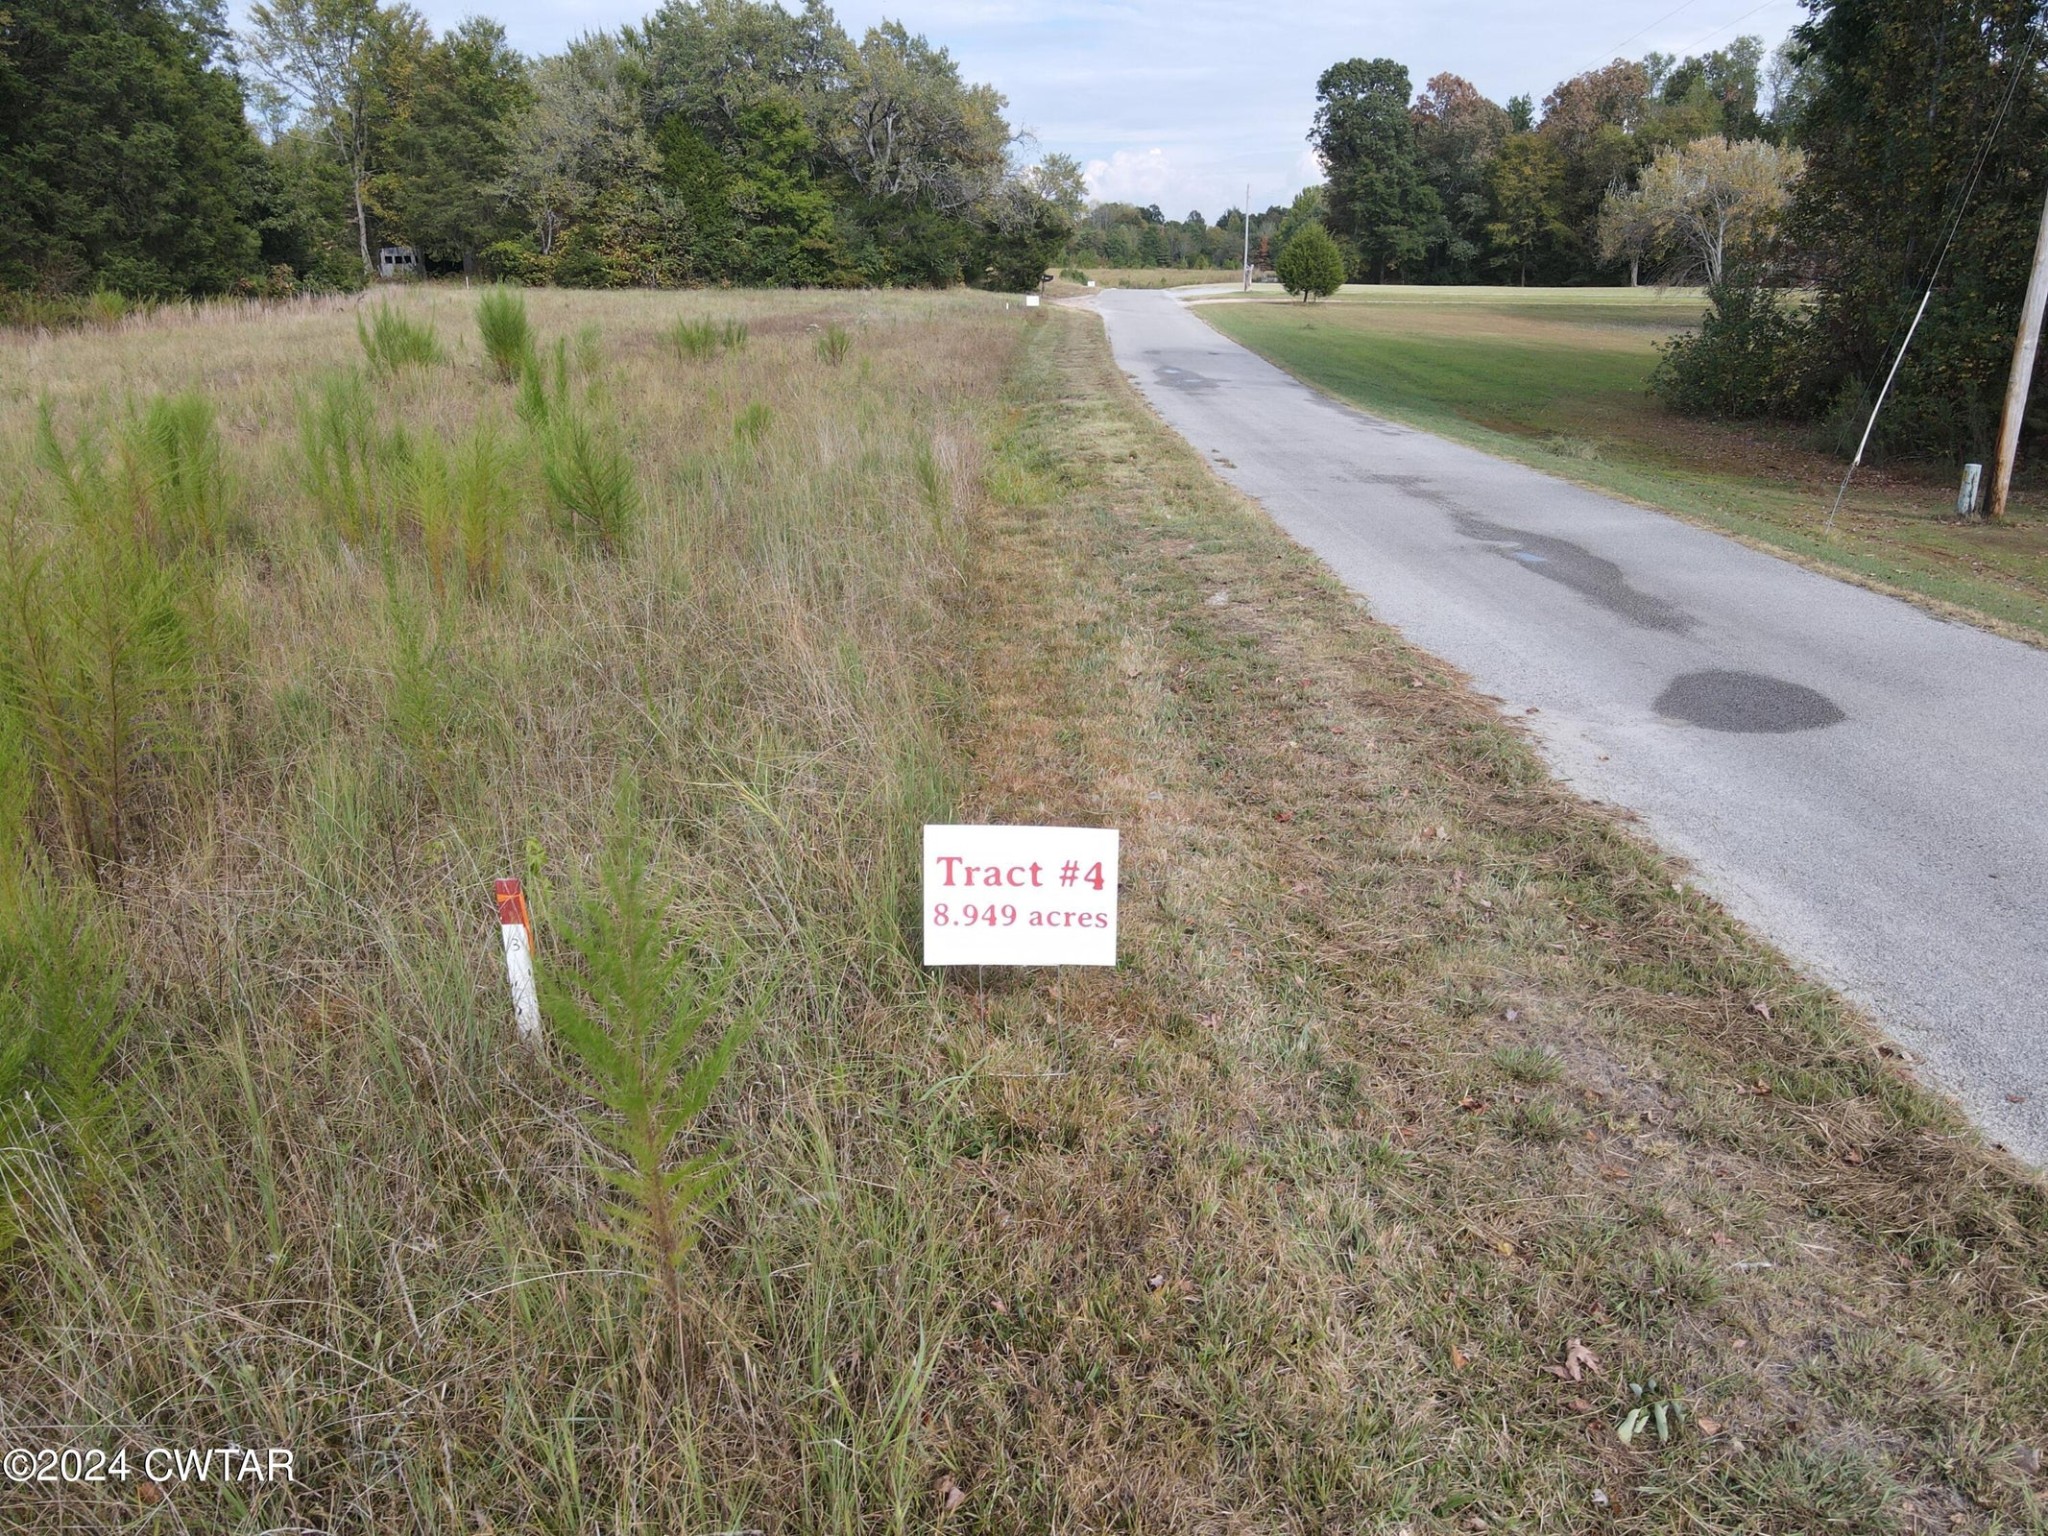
[1411,74,1511,282]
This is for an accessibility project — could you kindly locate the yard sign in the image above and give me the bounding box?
[921,825,1119,967]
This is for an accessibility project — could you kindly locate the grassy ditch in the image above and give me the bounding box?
[933,308,2048,1531]
[0,292,2042,1533]
[1201,288,2048,645]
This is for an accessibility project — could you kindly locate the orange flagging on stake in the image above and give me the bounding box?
[494,877,542,1040]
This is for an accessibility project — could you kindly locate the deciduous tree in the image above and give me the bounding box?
[1486,134,1571,285]
[1630,137,1803,285]
[1311,57,1440,281]
[243,0,392,277]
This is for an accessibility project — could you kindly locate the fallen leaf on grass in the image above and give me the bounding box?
[1751,1001,1773,1021]
[1567,1397,1595,1414]
[1543,1338,1603,1382]
[1599,1164,1629,1179]
[933,1474,967,1512]
[1841,1146,1866,1165]
[1458,1096,1489,1113]
[1450,1345,1469,1371]
[1146,1272,1166,1292]
[1273,810,1295,823]
[1697,1416,1724,1437]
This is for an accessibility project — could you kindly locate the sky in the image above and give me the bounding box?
[231,0,1811,218]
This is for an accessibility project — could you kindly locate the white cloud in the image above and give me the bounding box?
[1084,147,1176,206]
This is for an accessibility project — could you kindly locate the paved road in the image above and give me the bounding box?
[1091,287,2048,1165]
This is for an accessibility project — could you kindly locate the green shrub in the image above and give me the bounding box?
[1276,223,1345,301]
[402,422,518,599]
[480,239,551,286]
[357,304,444,372]
[815,322,852,366]
[0,845,129,1266]
[37,395,233,561]
[452,424,518,596]
[477,287,534,383]
[1651,276,1812,420]
[515,340,571,431]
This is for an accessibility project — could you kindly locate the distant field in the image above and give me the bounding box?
[1202,287,2048,644]
[1056,267,1241,291]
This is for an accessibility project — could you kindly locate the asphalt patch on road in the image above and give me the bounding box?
[1655,669,1847,733]
[1154,364,1220,391]
[1452,512,1696,634]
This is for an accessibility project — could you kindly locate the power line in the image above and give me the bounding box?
[1666,0,1796,60]
[1579,0,1707,75]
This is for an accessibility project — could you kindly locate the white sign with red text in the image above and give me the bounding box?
[922,825,1119,966]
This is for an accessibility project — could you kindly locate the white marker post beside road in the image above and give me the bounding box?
[922,825,1119,967]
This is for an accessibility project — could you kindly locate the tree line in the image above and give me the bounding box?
[0,0,1077,305]
[1278,0,2046,461]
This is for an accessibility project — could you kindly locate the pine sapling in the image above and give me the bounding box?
[539,786,758,1369]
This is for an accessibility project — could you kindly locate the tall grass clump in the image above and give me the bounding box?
[815,322,852,366]
[297,370,386,546]
[476,286,534,382]
[357,302,444,371]
[669,317,747,360]
[541,787,757,1367]
[733,401,772,448]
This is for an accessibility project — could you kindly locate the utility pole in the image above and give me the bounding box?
[1236,183,1253,294]
[1988,179,2048,521]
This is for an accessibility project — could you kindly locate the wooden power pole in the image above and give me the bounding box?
[1242,183,1252,292]
[1988,180,2048,520]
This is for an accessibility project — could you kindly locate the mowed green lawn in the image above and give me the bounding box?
[1202,287,2048,644]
